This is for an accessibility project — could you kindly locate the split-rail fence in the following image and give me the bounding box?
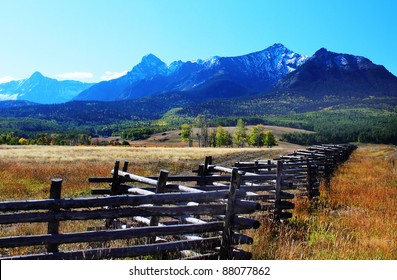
[0,143,356,260]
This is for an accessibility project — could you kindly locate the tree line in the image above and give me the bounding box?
[0,132,92,146]
[280,108,397,145]
[180,116,277,148]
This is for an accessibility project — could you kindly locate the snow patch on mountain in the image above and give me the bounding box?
[0,93,18,101]
[75,43,309,101]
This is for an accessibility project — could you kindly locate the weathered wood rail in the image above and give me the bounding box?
[0,143,356,260]
[233,143,357,198]
[0,169,260,260]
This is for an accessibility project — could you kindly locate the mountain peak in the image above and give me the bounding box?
[310,48,378,72]
[314,48,328,55]
[276,47,397,99]
[30,71,45,79]
[141,53,163,65]
[0,71,92,104]
[270,43,286,49]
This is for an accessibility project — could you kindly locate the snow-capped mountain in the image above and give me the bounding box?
[0,72,93,104]
[275,48,397,98]
[75,43,308,101]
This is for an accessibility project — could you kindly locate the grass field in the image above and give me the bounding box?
[0,145,290,200]
[0,144,396,259]
[245,144,397,259]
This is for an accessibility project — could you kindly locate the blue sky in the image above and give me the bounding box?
[1,0,396,83]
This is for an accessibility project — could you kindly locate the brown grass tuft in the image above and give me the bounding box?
[246,144,397,259]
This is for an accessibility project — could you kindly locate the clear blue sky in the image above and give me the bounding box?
[1,0,396,83]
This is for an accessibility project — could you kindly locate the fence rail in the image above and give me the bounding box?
[0,143,356,260]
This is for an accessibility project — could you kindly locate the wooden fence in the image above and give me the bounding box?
[0,143,356,260]
[0,169,260,260]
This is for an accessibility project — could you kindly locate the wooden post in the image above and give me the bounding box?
[254,160,259,174]
[110,161,120,196]
[149,170,169,227]
[306,159,313,200]
[107,161,120,229]
[197,164,206,186]
[47,178,62,253]
[220,168,241,260]
[204,156,212,174]
[122,161,129,172]
[274,161,283,221]
[149,170,169,245]
[204,156,213,185]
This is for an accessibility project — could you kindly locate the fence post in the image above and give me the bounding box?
[106,161,120,229]
[220,168,241,260]
[306,159,313,200]
[122,161,129,172]
[47,178,62,253]
[110,161,121,196]
[149,170,169,254]
[274,161,283,221]
[254,160,259,174]
[204,156,212,174]
[149,170,169,227]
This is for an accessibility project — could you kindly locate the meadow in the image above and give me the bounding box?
[0,144,396,259]
[245,144,397,259]
[0,145,288,200]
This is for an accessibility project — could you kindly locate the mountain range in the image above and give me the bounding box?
[75,43,308,101]
[1,43,396,107]
[0,72,93,104]
[275,48,397,99]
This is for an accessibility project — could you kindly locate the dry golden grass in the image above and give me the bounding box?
[0,145,288,200]
[246,144,397,259]
[0,145,290,257]
[4,144,395,259]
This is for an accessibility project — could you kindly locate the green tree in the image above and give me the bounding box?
[209,128,217,147]
[233,119,247,147]
[195,114,209,147]
[36,134,49,145]
[248,124,266,147]
[215,126,233,147]
[264,130,277,147]
[180,124,193,147]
